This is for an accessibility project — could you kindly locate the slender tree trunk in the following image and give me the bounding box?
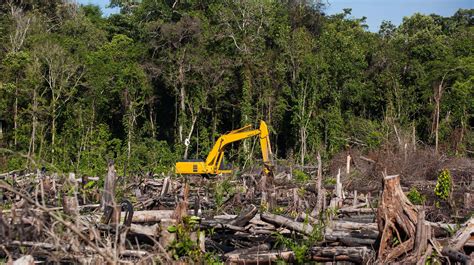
[183,115,197,159]
[178,61,186,143]
[14,85,18,147]
[51,100,56,163]
[38,125,45,160]
[299,82,307,166]
[300,127,306,166]
[179,84,185,143]
[28,87,37,161]
[212,109,217,146]
[127,105,135,169]
[434,83,443,154]
[241,66,253,155]
[128,125,132,164]
[149,103,156,138]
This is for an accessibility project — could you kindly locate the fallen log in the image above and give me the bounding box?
[339,207,374,214]
[325,229,378,246]
[224,246,374,264]
[441,247,471,264]
[129,223,159,237]
[12,255,34,265]
[128,210,174,223]
[3,240,149,258]
[330,220,378,231]
[228,204,257,227]
[260,212,313,235]
[224,243,271,256]
[440,217,473,264]
[200,221,247,232]
[447,216,474,251]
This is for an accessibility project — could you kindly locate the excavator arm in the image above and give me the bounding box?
[175,121,273,176]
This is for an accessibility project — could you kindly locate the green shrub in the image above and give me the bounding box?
[293,169,310,183]
[274,223,324,264]
[214,177,234,207]
[406,187,426,205]
[324,177,337,186]
[166,216,222,264]
[434,169,452,201]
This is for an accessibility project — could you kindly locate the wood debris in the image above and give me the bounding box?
[0,164,472,264]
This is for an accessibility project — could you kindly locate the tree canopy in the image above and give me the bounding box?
[0,1,472,175]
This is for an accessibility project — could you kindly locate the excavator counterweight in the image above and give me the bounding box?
[175,121,273,176]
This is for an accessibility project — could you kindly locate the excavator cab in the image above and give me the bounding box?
[175,120,273,176]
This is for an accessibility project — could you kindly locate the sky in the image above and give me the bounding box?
[325,0,473,31]
[76,0,473,32]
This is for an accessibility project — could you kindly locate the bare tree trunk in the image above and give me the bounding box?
[346,154,351,176]
[14,86,18,147]
[312,152,323,216]
[51,101,56,163]
[127,104,137,171]
[299,83,307,166]
[433,73,450,154]
[434,84,441,154]
[299,125,309,167]
[211,109,217,146]
[8,4,31,148]
[179,85,185,143]
[27,86,37,163]
[183,115,197,159]
[148,102,156,139]
[102,161,116,211]
[178,60,186,143]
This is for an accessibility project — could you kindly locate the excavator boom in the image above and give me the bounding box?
[175,121,273,175]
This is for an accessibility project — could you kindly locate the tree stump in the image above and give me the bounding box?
[376,174,418,263]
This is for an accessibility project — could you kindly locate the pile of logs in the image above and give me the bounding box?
[0,162,473,264]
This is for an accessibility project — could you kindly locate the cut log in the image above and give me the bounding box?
[129,223,159,237]
[447,216,474,251]
[228,204,257,227]
[4,240,149,258]
[325,230,377,246]
[127,210,174,223]
[224,246,374,264]
[376,174,419,263]
[441,247,471,264]
[339,205,373,214]
[331,220,378,231]
[161,177,170,198]
[260,212,313,235]
[13,255,34,265]
[200,221,247,232]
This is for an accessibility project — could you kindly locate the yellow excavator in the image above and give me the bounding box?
[175,121,273,176]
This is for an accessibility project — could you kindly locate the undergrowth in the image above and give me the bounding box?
[274,218,324,264]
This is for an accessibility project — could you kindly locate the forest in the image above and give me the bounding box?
[0,0,472,175]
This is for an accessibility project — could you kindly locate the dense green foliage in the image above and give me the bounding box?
[434,169,453,201]
[406,187,426,205]
[0,1,472,175]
